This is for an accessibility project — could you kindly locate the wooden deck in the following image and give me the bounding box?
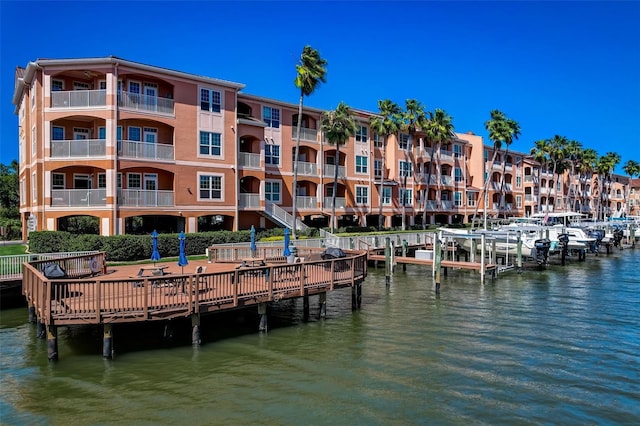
[22,250,368,327]
[368,254,497,272]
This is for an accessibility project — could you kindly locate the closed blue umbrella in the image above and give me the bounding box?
[151,230,161,265]
[178,231,188,273]
[283,228,291,256]
[250,225,257,257]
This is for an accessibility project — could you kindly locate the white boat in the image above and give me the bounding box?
[440,228,538,258]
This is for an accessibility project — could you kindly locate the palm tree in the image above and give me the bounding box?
[472,110,520,228]
[370,100,402,230]
[401,99,427,230]
[565,140,583,211]
[547,135,570,213]
[622,159,640,216]
[422,108,454,229]
[596,152,621,219]
[321,102,356,233]
[530,138,553,214]
[292,46,327,239]
[496,115,520,216]
[577,148,598,217]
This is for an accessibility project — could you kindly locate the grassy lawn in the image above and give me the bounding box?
[0,244,27,256]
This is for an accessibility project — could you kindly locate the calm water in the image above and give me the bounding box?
[1,250,639,425]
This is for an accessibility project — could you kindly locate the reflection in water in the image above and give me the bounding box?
[1,250,639,424]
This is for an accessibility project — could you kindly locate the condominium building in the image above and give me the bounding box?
[12,56,631,239]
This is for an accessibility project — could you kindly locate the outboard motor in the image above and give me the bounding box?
[534,238,551,266]
[557,233,570,248]
[613,228,624,247]
[588,229,604,253]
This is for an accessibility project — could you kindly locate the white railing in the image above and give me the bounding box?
[492,181,501,190]
[118,189,174,207]
[492,161,502,170]
[298,161,318,176]
[441,200,453,210]
[51,189,107,207]
[425,200,438,210]
[292,127,318,143]
[419,148,433,158]
[118,92,174,115]
[238,193,261,208]
[51,139,106,158]
[441,175,453,186]
[118,140,174,161]
[51,90,106,108]
[440,150,454,161]
[296,196,318,209]
[265,202,309,231]
[324,197,346,209]
[524,175,533,182]
[0,251,99,281]
[323,165,346,178]
[525,194,533,202]
[238,152,261,168]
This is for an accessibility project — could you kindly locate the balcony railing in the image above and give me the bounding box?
[118,140,174,161]
[323,165,346,178]
[238,193,260,208]
[425,200,438,210]
[524,175,533,182]
[118,92,174,115]
[118,189,174,207]
[441,200,453,210]
[324,197,346,209]
[239,152,261,168]
[296,196,318,209]
[51,90,106,108]
[292,127,318,143]
[440,150,453,162]
[51,139,106,158]
[298,161,318,176]
[51,189,107,207]
[441,175,453,186]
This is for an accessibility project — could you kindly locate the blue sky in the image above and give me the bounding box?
[1,1,639,174]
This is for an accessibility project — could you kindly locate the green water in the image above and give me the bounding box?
[1,250,639,425]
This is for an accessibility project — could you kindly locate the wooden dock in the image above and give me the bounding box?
[368,254,497,272]
[21,248,368,360]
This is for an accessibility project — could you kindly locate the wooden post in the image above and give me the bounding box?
[37,319,46,339]
[384,237,391,286]
[258,302,268,332]
[103,323,113,359]
[434,233,441,293]
[47,325,58,361]
[319,292,326,319]
[631,227,636,248]
[303,289,310,321]
[28,302,36,324]
[390,241,396,273]
[402,240,407,272]
[191,313,201,346]
[516,231,523,273]
[357,283,362,309]
[491,238,497,273]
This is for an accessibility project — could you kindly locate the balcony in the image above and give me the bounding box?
[51,139,106,158]
[441,175,453,186]
[425,200,438,210]
[296,196,318,209]
[51,90,106,108]
[51,189,107,207]
[118,189,174,207]
[298,161,318,176]
[440,150,454,162]
[118,140,174,161]
[118,92,174,115]
[524,175,533,183]
[441,200,453,210]
[292,127,318,143]
[323,165,346,179]
[239,193,260,208]
[239,152,261,168]
[324,197,346,209]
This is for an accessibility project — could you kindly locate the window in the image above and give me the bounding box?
[199,132,222,156]
[31,86,35,108]
[355,186,369,205]
[374,159,382,179]
[455,168,463,183]
[74,82,89,90]
[454,191,463,207]
[200,174,222,200]
[52,173,65,190]
[516,195,522,208]
[143,127,157,143]
[98,173,106,188]
[73,128,89,140]
[382,187,391,205]
[484,149,488,162]
[98,127,106,139]
[51,79,64,91]
[399,189,413,206]
[128,81,141,94]
[516,176,522,188]
[117,173,122,188]
[99,81,107,90]
[467,193,476,207]
[32,172,37,201]
[373,133,383,148]
[31,126,36,157]
[355,155,368,174]
[398,133,410,150]
[355,125,368,143]
[265,144,280,165]
[265,180,281,202]
[52,126,65,140]
[263,106,280,128]
[399,161,412,178]
[128,126,141,141]
[127,173,141,189]
[200,88,221,113]
[453,144,462,158]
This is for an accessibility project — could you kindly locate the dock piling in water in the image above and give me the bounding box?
[103,324,113,359]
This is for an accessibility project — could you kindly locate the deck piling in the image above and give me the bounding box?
[319,292,326,319]
[47,325,58,361]
[385,237,391,286]
[258,302,268,333]
[103,324,113,359]
[191,314,201,346]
